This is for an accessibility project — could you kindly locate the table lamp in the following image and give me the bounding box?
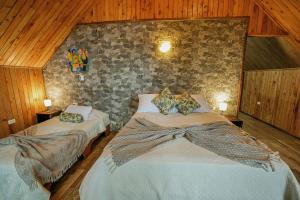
[44,99,52,110]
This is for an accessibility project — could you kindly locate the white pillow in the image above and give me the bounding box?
[137,94,160,113]
[191,94,212,112]
[65,105,93,121]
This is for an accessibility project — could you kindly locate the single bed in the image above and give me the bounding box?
[80,111,300,200]
[0,109,110,200]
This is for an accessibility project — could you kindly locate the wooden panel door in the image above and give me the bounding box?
[273,70,300,137]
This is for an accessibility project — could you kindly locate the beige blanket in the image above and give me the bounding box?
[108,118,278,172]
[0,130,87,189]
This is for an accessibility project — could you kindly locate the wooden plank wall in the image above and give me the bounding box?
[241,69,300,138]
[0,66,46,138]
[79,0,287,36]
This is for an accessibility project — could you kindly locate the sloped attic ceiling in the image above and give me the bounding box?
[0,0,94,68]
[245,37,300,70]
[255,0,300,48]
[0,0,295,68]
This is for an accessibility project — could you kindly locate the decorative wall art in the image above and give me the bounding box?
[66,48,89,73]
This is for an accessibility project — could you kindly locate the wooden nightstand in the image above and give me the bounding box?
[225,115,243,128]
[36,110,62,123]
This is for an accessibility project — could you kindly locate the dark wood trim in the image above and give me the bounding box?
[77,16,250,25]
[237,17,250,116]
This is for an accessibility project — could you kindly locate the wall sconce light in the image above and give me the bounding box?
[159,40,172,53]
[44,99,52,110]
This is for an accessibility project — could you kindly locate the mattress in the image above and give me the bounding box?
[80,112,300,200]
[0,109,110,200]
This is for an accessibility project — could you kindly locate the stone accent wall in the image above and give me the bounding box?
[44,19,248,130]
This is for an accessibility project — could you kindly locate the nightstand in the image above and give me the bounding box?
[36,110,62,123]
[225,115,243,128]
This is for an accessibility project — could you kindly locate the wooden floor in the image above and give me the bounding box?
[50,112,300,200]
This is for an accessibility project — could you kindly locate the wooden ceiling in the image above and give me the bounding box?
[245,37,300,70]
[0,0,94,68]
[255,0,300,48]
[80,0,286,36]
[0,0,298,68]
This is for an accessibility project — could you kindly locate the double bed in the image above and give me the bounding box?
[80,111,300,200]
[0,109,110,200]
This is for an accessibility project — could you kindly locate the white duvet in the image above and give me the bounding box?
[0,110,110,200]
[80,112,300,200]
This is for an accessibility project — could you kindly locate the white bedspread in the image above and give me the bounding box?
[0,110,110,200]
[80,112,300,200]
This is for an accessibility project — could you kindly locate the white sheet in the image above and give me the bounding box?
[80,112,300,200]
[0,110,110,200]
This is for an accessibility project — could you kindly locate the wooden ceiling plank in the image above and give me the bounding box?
[218,0,224,16]
[24,0,89,67]
[32,0,94,67]
[0,0,17,22]
[0,0,36,56]
[11,0,70,66]
[0,0,25,38]
[255,0,300,45]
[3,0,56,66]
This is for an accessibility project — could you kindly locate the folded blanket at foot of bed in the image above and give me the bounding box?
[107,118,279,172]
[0,130,87,189]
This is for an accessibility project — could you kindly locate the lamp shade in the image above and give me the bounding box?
[44,99,52,107]
[219,102,228,112]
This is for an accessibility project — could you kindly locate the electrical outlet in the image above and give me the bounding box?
[8,119,16,125]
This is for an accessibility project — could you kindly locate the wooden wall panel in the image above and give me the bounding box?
[79,0,287,36]
[241,69,300,138]
[0,66,46,138]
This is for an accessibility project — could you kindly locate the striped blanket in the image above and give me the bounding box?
[107,118,279,172]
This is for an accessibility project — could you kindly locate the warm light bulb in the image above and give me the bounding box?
[44,99,52,107]
[219,102,228,112]
[159,40,171,53]
[215,92,228,103]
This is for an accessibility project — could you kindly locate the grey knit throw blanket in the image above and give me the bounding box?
[0,130,87,190]
[107,118,278,172]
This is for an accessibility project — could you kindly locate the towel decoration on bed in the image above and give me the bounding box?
[59,112,84,123]
[0,130,87,190]
[106,118,279,173]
